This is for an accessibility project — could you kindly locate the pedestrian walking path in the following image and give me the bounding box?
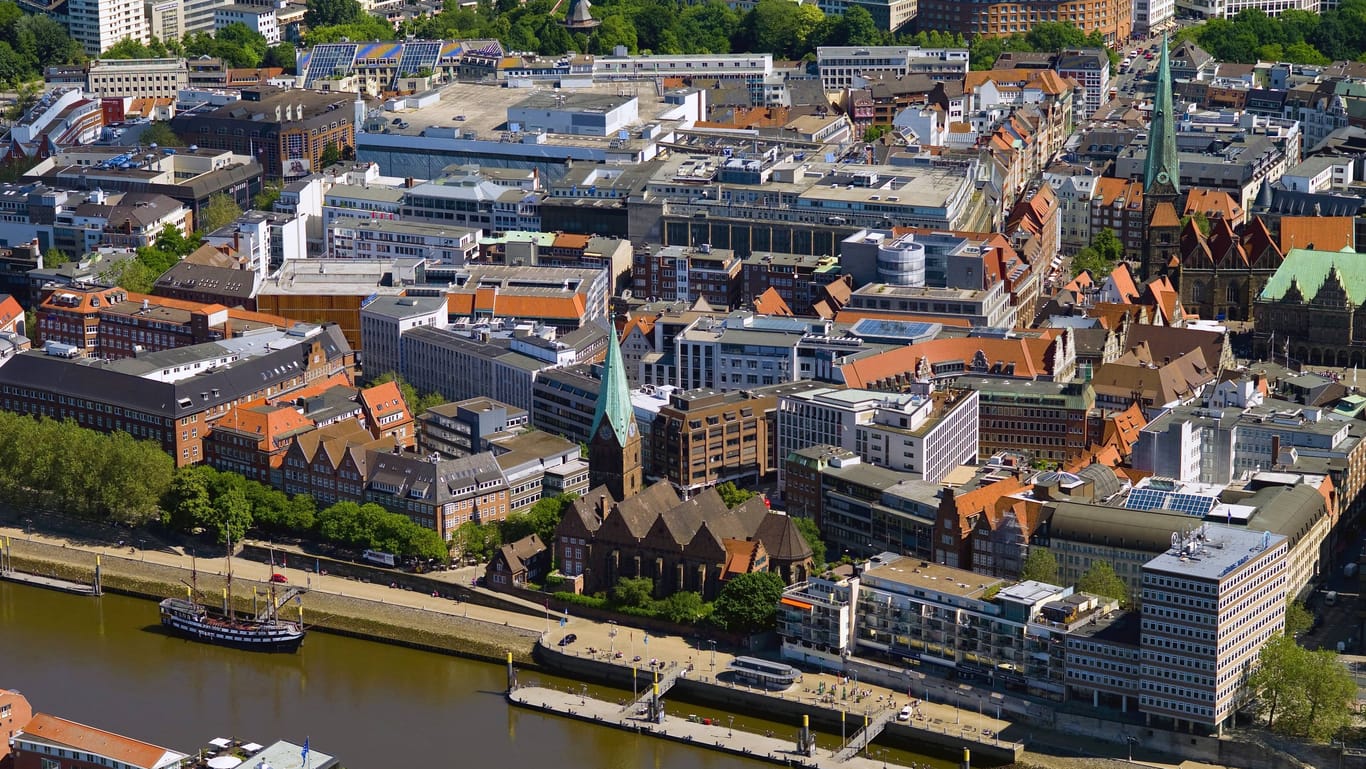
[509,685,927,769]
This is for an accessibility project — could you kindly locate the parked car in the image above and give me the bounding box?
[270,573,288,583]
[391,117,402,125]
[898,705,913,721]
[558,633,578,646]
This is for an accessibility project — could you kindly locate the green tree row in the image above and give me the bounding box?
[107,195,242,293]
[450,492,580,562]
[1182,6,1366,65]
[0,411,174,525]
[163,464,448,561]
[554,570,782,632]
[0,2,84,89]
[102,24,295,71]
[1247,634,1356,740]
[969,22,1119,72]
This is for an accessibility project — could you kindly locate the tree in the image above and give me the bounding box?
[197,193,242,234]
[1020,546,1059,584]
[262,43,297,72]
[305,0,365,28]
[208,485,254,545]
[319,142,342,170]
[1284,599,1313,637]
[141,122,185,148]
[451,520,501,562]
[1181,211,1211,236]
[110,259,157,293]
[102,37,158,59]
[591,14,639,55]
[712,570,785,633]
[1071,227,1124,278]
[793,516,826,569]
[715,481,757,508]
[833,5,880,46]
[1076,560,1128,605]
[1295,648,1356,740]
[502,493,577,545]
[611,576,654,609]
[660,591,707,623]
[1247,635,1305,731]
[863,125,890,143]
[253,183,282,212]
[43,248,70,268]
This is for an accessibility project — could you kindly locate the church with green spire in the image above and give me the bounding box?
[1140,34,1185,282]
[588,326,642,500]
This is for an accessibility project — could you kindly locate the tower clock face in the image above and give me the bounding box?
[628,422,638,438]
[1156,172,1170,185]
[599,423,614,441]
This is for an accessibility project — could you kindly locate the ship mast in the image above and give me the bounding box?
[225,529,234,618]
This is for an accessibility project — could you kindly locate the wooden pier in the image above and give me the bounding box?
[0,536,101,596]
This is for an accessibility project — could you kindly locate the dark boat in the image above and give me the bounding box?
[159,597,305,652]
[159,535,306,652]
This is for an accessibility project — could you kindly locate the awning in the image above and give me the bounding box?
[780,597,814,611]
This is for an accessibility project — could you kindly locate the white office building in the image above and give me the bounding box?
[67,0,149,55]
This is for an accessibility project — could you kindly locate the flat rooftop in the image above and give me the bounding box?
[1143,524,1285,582]
[377,81,685,148]
[861,554,1003,598]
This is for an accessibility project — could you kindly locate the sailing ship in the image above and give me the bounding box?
[159,534,306,652]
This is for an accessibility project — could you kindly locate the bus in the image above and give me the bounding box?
[362,549,397,568]
[725,656,802,691]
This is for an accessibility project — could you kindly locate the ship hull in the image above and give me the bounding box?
[160,599,305,652]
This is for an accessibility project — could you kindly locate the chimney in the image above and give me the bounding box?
[597,494,608,524]
[405,177,415,188]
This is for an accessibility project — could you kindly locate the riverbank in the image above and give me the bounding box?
[0,535,539,665]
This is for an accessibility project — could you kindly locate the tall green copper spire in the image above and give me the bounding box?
[1144,33,1180,195]
[590,326,635,447]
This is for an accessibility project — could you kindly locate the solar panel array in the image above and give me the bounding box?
[303,43,359,88]
[392,41,443,87]
[1125,487,1217,517]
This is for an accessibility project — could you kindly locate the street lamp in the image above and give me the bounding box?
[609,621,617,655]
[138,539,146,561]
[709,640,716,671]
[728,715,734,737]
[1126,736,1138,763]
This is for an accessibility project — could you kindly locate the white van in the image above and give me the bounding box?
[1326,590,1339,606]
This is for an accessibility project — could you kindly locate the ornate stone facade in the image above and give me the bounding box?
[1175,217,1282,322]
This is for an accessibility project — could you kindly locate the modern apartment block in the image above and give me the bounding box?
[915,0,1131,44]
[646,382,814,496]
[66,0,149,54]
[961,378,1096,465]
[776,384,979,485]
[327,217,480,265]
[632,244,743,310]
[86,58,188,99]
[816,47,969,91]
[1137,527,1287,733]
[358,295,448,378]
[779,533,1290,732]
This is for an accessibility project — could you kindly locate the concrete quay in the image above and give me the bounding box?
[508,684,949,769]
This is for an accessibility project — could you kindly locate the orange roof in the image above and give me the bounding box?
[360,380,409,419]
[753,287,794,316]
[1101,401,1147,455]
[622,314,656,341]
[0,294,21,329]
[1065,445,1124,473]
[18,713,182,769]
[722,538,762,578]
[448,291,586,321]
[1063,270,1094,294]
[1144,275,1182,324]
[215,401,314,451]
[1092,177,1142,209]
[1183,188,1242,223]
[837,334,1063,388]
[552,232,590,250]
[270,372,354,403]
[1149,201,1181,228]
[1106,264,1141,303]
[833,309,972,328]
[949,475,1031,537]
[1279,216,1354,253]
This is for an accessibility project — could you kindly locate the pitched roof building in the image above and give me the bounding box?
[12,713,187,769]
[554,481,813,599]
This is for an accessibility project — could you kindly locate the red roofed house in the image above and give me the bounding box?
[1,690,33,765]
[12,713,186,769]
[1175,215,1282,322]
[203,400,316,485]
[837,329,1077,389]
[358,380,415,448]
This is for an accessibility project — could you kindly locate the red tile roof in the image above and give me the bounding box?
[1279,216,1354,253]
[18,714,184,769]
[752,287,794,316]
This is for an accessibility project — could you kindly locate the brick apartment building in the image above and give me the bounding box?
[0,324,355,466]
[36,284,294,358]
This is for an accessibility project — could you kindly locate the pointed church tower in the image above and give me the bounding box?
[588,327,642,500]
[1141,33,1183,282]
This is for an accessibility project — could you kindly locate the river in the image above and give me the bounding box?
[0,582,955,768]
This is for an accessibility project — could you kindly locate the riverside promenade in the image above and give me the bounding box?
[508,684,945,769]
